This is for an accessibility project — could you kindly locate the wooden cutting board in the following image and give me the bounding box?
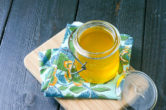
[24,29,146,110]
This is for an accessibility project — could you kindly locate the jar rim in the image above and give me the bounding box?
[73,20,121,59]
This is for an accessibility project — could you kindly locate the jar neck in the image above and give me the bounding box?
[73,20,121,59]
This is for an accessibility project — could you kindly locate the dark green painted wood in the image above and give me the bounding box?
[115,0,145,70]
[142,0,166,109]
[76,0,146,70]
[0,0,12,41]
[0,0,78,109]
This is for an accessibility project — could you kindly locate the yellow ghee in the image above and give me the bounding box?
[74,25,119,84]
[78,26,114,53]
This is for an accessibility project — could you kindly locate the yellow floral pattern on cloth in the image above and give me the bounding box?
[49,68,57,86]
[38,22,133,99]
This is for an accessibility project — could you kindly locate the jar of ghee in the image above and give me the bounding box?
[72,20,121,84]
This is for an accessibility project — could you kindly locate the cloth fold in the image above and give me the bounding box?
[38,22,133,99]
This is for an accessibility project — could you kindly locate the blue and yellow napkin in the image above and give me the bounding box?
[38,22,133,99]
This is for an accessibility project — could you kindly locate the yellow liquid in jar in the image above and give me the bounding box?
[75,26,119,83]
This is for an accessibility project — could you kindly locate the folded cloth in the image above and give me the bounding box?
[38,22,133,99]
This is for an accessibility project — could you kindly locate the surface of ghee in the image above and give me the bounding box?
[78,26,114,52]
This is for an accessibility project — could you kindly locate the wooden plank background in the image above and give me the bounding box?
[0,0,165,109]
[0,0,13,40]
[142,0,166,109]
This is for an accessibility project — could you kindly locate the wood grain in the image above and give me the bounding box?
[0,0,78,109]
[0,0,12,40]
[142,0,166,109]
[76,0,146,70]
[24,29,148,110]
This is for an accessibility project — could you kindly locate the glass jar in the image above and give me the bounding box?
[71,20,121,83]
